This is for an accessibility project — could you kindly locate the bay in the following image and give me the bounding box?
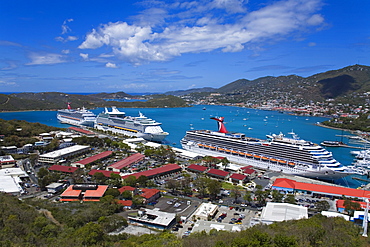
[0,105,366,188]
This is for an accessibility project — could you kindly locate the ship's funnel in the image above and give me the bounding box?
[211,117,228,133]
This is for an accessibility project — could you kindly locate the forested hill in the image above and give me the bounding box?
[215,64,370,103]
[0,192,367,247]
[163,64,370,104]
[0,92,188,111]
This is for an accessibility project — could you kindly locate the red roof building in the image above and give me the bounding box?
[72,151,113,168]
[117,200,133,208]
[230,173,247,182]
[68,127,95,136]
[336,199,367,213]
[272,178,370,199]
[122,164,182,180]
[60,184,108,202]
[48,164,78,173]
[118,186,136,194]
[107,153,145,172]
[140,188,161,203]
[88,169,120,178]
[187,164,208,173]
[207,169,229,178]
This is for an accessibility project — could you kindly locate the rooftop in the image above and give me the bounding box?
[272,178,370,199]
[108,153,145,170]
[89,169,120,177]
[122,164,181,179]
[74,151,113,165]
[187,164,208,172]
[48,165,79,173]
[207,169,229,177]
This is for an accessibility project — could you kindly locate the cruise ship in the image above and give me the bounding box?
[57,103,97,127]
[181,117,355,181]
[95,107,169,142]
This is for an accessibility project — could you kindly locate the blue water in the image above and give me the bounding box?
[0,105,366,188]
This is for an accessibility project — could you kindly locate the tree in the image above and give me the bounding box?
[283,194,296,204]
[137,175,148,187]
[243,191,253,205]
[193,176,209,197]
[343,199,362,216]
[124,175,137,187]
[220,157,230,169]
[207,179,221,199]
[74,222,105,245]
[271,190,284,203]
[230,185,242,204]
[105,188,120,198]
[315,200,330,212]
[121,190,133,200]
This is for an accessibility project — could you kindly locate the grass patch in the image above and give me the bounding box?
[221,182,244,190]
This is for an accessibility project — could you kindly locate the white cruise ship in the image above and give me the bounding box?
[181,117,355,181]
[95,107,169,142]
[57,103,96,127]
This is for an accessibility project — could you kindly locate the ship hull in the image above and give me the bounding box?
[95,124,168,142]
[181,141,350,181]
[57,114,95,127]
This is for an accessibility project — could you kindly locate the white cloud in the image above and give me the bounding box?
[26,52,67,65]
[62,19,74,34]
[61,49,70,54]
[79,0,324,65]
[105,62,118,68]
[80,53,89,60]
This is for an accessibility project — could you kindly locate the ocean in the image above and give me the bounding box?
[0,104,366,188]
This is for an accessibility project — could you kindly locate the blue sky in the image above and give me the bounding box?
[0,0,369,94]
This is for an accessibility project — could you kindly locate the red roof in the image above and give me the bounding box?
[75,151,113,165]
[230,173,247,180]
[213,156,227,160]
[48,165,78,173]
[117,200,133,207]
[207,169,229,177]
[272,178,370,199]
[242,168,256,175]
[140,188,160,199]
[109,153,145,170]
[60,185,81,198]
[118,186,136,193]
[122,164,181,179]
[89,169,120,177]
[187,164,208,172]
[84,185,108,199]
[336,199,367,210]
[68,126,95,135]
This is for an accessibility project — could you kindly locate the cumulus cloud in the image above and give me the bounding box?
[80,53,89,60]
[79,0,324,65]
[26,52,67,65]
[105,62,118,68]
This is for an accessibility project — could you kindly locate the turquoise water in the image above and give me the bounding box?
[0,105,366,188]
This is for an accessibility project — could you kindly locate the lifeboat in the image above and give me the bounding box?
[270,158,278,162]
[278,160,287,165]
[262,156,269,161]
[288,162,296,167]
[198,143,204,147]
[232,150,238,154]
[254,155,261,159]
[246,153,253,158]
[225,149,231,153]
[239,151,245,156]
[210,146,216,149]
